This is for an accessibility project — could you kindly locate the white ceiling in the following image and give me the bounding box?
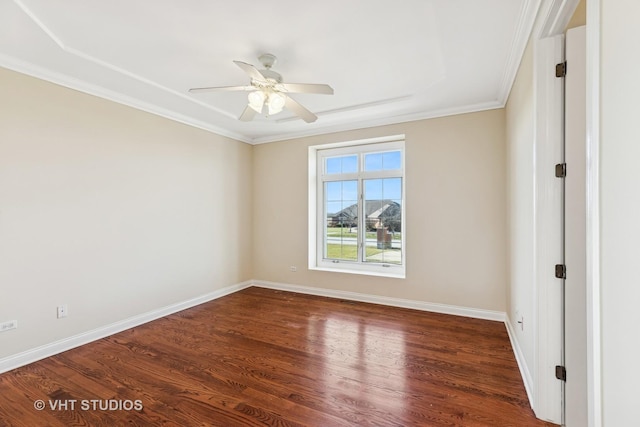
[0,0,540,144]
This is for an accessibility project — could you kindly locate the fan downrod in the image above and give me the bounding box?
[257,53,281,83]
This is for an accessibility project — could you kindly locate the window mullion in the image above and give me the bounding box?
[356,154,362,264]
[358,178,364,263]
[322,173,359,182]
[360,170,402,180]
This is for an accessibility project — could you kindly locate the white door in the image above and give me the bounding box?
[564,25,587,427]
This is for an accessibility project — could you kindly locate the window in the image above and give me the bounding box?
[309,136,405,278]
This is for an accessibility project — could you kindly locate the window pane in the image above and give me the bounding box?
[383,177,402,200]
[326,201,342,216]
[382,151,402,170]
[326,155,357,174]
[342,180,357,200]
[326,181,342,201]
[364,150,402,171]
[364,153,383,171]
[364,178,402,265]
[325,180,358,261]
[364,179,382,200]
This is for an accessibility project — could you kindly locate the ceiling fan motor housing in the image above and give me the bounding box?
[258,53,277,69]
[256,54,282,83]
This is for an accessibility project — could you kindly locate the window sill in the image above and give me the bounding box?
[309,265,406,279]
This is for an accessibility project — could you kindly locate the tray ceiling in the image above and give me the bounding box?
[0,0,539,144]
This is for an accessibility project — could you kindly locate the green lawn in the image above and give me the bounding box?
[326,244,402,265]
[325,244,382,260]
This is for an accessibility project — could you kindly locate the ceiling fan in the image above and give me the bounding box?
[188,53,333,123]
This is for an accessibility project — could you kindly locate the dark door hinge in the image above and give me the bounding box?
[555,163,566,178]
[556,61,567,78]
[555,365,567,381]
[555,264,566,279]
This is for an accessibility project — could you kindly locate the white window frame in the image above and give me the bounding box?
[308,135,406,278]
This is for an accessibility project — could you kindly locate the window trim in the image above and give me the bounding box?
[308,135,406,278]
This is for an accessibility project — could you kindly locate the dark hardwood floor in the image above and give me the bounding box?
[0,287,556,426]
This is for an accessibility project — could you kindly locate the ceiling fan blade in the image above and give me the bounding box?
[233,60,266,82]
[279,83,334,95]
[189,85,254,93]
[239,105,258,122]
[284,96,318,123]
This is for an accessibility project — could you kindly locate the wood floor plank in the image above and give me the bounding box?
[0,287,556,426]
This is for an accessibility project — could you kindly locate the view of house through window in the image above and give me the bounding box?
[314,138,405,276]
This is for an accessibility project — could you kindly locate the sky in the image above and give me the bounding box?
[325,151,402,215]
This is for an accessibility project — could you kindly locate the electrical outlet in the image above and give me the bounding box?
[289,266,297,272]
[57,305,68,319]
[0,320,18,332]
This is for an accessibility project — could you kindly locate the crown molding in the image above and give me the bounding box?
[0,53,252,144]
[250,100,504,145]
[496,0,542,105]
[534,0,582,38]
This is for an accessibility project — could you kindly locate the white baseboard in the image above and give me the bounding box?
[0,280,252,374]
[251,280,506,322]
[505,315,535,409]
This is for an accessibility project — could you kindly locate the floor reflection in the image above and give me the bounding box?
[308,312,407,420]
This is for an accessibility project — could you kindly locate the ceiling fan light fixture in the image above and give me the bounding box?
[248,90,265,113]
[268,92,286,115]
[189,54,333,123]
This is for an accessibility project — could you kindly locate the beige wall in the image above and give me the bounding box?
[0,67,253,358]
[566,0,586,30]
[253,110,508,312]
[505,39,536,375]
